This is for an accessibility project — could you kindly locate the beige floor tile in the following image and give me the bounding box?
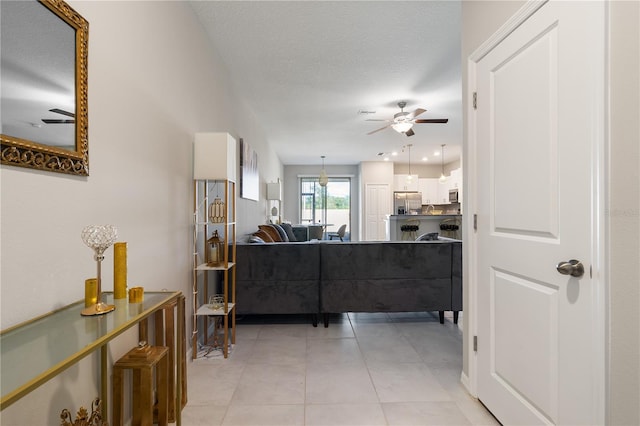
[186,361,245,405]
[383,401,472,425]
[306,338,363,364]
[183,314,495,426]
[257,323,311,340]
[305,403,387,426]
[231,363,306,405]
[455,398,502,426]
[368,362,452,403]
[180,404,227,425]
[247,337,308,365]
[308,321,355,339]
[222,404,305,426]
[306,362,378,404]
[233,324,263,340]
[357,334,423,363]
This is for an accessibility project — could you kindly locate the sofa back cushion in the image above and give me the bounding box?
[320,241,452,280]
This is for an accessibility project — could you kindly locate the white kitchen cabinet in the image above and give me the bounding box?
[437,180,451,204]
[418,178,439,204]
[449,168,462,189]
[449,168,463,204]
[394,174,419,192]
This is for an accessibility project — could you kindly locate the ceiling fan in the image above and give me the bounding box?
[41,108,75,124]
[366,101,448,137]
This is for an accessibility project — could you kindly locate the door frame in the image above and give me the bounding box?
[462,1,607,422]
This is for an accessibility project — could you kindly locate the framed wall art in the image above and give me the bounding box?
[240,138,259,201]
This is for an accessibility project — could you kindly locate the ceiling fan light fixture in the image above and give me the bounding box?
[391,122,413,133]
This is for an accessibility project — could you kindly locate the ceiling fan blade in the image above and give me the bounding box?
[366,124,391,135]
[407,108,426,120]
[42,119,75,124]
[405,128,415,137]
[414,118,449,124]
[49,108,75,118]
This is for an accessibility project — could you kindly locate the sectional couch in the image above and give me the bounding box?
[235,239,462,327]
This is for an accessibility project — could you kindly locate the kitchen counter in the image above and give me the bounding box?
[386,214,462,241]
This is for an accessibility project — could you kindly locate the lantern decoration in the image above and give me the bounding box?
[208,197,225,223]
[207,230,225,266]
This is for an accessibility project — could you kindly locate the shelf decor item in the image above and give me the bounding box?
[113,241,127,299]
[128,286,144,303]
[207,230,224,266]
[80,224,118,316]
[208,197,225,223]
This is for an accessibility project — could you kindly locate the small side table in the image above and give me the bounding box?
[112,344,168,426]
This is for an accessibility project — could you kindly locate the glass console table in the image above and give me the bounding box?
[0,291,186,424]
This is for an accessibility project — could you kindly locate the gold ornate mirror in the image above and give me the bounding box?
[0,0,89,176]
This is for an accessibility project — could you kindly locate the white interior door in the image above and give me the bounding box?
[365,183,390,240]
[473,1,604,424]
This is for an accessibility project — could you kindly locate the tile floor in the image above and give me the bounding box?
[182,312,499,426]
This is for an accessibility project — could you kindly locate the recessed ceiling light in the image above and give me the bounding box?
[434,151,440,156]
[391,151,398,156]
[384,157,389,161]
[422,157,428,162]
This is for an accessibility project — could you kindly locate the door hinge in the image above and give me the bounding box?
[473,214,478,231]
[473,92,477,110]
[473,335,478,352]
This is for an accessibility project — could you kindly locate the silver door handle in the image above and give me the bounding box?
[556,259,585,277]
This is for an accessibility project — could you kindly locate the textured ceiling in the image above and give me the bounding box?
[189,1,462,166]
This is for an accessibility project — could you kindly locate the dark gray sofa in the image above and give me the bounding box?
[319,241,462,326]
[235,240,462,327]
[235,242,321,326]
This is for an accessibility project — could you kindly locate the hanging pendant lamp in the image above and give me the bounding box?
[319,155,328,187]
[439,144,447,183]
[405,144,413,184]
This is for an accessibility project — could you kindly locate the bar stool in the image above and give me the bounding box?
[400,219,420,240]
[113,342,168,426]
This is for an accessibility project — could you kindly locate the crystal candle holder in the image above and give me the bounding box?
[80,225,118,316]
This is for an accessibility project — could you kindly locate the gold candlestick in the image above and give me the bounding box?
[80,225,117,316]
[113,242,127,299]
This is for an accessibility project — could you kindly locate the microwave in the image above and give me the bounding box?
[449,189,459,203]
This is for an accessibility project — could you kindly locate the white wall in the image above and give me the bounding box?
[608,1,640,424]
[0,2,281,423]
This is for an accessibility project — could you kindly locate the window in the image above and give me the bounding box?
[300,177,350,239]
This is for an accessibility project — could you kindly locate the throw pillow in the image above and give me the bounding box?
[271,223,289,242]
[248,235,266,244]
[279,223,297,242]
[253,229,274,242]
[258,224,282,242]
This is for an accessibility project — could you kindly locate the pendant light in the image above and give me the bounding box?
[439,144,447,183]
[405,144,413,184]
[319,155,328,187]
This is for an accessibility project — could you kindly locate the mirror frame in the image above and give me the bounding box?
[0,0,89,176]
